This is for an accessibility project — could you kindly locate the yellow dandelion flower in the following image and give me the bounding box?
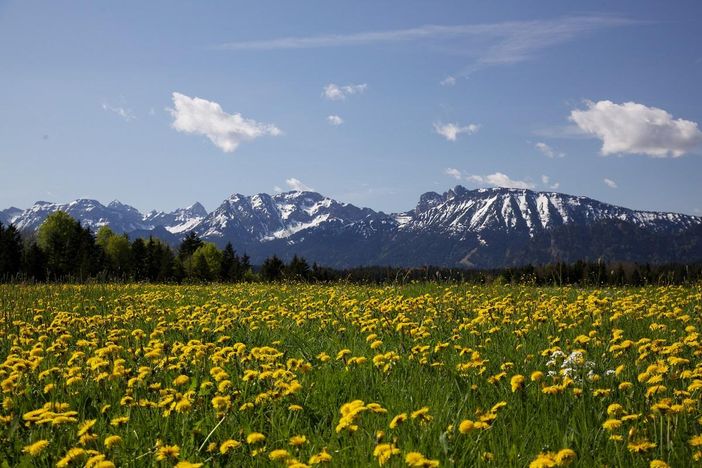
[22,440,49,456]
[104,435,122,449]
[155,444,180,460]
[269,449,290,461]
[246,432,266,444]
[220,439,241,454]
[389,413,407,429]
[289,435,308,446]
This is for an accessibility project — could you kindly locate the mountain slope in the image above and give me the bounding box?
[4,186,701,268]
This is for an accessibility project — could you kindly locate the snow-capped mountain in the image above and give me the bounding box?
[396,186,700,238]
[4,199,209,235]
[144,202,208,234]
[197,191,387,244]
[3,186,701,267]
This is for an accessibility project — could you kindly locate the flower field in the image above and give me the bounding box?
[1,283,701,467]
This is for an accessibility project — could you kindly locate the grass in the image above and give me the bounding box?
[0,282,700,467]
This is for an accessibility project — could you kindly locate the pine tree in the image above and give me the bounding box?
[178,232,203,261]
[261,255,284,282]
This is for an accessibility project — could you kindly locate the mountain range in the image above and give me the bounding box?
[3,186,701,268]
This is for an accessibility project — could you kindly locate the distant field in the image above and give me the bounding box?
[1,283,701,467]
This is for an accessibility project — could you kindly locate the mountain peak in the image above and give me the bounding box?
[185,202,208,217]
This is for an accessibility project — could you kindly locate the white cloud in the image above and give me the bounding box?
[327,115,344,126]
[541,175,560,190]
[445,168,462,180]
[273,186,283,193]
[323,83,367,101]
[440,76,456,86]
[101,103,135,122]
[216,16,639,73]
[603,178,618,189]
[467,172,535,189]
[433,122,480,141]
[286,178,314,192]
[569,100,702,157]
[168,92,281,153]
[535,141,565,158]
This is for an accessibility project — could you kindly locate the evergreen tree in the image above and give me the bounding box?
[0,223,23,279]
[286,255,310,281]
[240,253,252,281]
[178,232,203,261]
[22,242,46,281]
[219,242,240,282]
[260,255,284,282]
[194,254,211,281]
[131,238,147,281]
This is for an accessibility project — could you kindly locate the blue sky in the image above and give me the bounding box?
[1,0,701,215]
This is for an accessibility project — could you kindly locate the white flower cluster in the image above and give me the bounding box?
[545,350,597,382]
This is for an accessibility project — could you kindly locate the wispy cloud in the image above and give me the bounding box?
[440,76,456,86]
[541,175,560,190]
[214,16,640,74]
[286,178,314,192]
[101,102,135,122]
[603,178,618,189]
[434,122,480,141]
[534,141,565,158]
[323,83,367,101]
[445,168,462,180]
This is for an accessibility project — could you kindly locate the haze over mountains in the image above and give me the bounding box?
[2,186,701,268]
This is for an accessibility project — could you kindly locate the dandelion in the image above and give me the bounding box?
[458,420,475,434]
[410,407,432,423]
[173,374,190,386]
[246,432,266,445]
[289,435,307,446]
[156,444,180,460]
[627,440,656,453]
[104,435,122,449]
[510,374,525,392]
[373,443,400,465]
[602,419,622,431]
[22,440,49,456]
[269,449,290,461]
[175,462,203,468]
[220,439,241,454]
[309,448,333,464]
[389,413,407,429]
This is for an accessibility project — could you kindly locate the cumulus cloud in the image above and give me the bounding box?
[603,178,618,189]
[327,115,344,126]
[322,83,367,101]
[433,122,480,141]
[101,102,135,122]
[569,100,702,157]
[286,178,314,192]
[535,141,565,158]
[467,172,535,189]
[445,168,462,180]
[168,92,281,153]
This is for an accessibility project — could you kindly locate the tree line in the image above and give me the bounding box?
[1,211,701,285]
